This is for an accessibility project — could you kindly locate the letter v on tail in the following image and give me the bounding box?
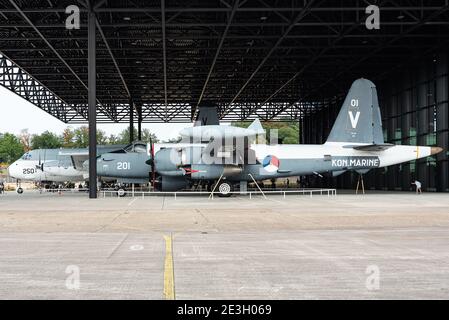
[348,111,361,129]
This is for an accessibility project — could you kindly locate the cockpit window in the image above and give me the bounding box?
[124,145,133,153]
[21,153,32,160]
[125,143,147,153]
[134,143,147,153]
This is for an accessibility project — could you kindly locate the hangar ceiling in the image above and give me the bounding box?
[0,0,448,123]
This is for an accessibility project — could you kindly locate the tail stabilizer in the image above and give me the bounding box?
[327,78,384,144]
[247,119,265,134]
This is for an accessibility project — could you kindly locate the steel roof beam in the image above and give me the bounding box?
[269,4,449,119]
[2,6,444,13]
[8,0,115,121]
[7,0,87,90]
[161,0,168,116]
[249,0,389,118]
[223,0,319,116]
[194,0,240,119]
[96,19,131,98]
[6,21,449,28]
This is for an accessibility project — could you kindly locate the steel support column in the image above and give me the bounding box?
[401,71,411,191]
[129,99,135,143]
[436,52,449,191]
[88,6,97,199]
[417,64,430,187]
[137,104,143,141]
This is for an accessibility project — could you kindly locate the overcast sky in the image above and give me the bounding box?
[0,86,192,141]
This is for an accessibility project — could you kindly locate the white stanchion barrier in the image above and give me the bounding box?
[32,187,337,199]
[98,188,338,199]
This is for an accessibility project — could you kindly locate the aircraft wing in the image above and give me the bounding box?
[58,145,126,171]
[58,150,89,170]
[344,144,395,152]
[198,139,259,165]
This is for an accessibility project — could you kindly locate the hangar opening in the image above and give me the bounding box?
[0,1,448,197]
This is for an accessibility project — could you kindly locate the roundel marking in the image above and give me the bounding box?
[262,155,280,173]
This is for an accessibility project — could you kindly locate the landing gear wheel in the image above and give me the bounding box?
[116,188,127,197]
[217,182,233,197]
[17,187,24,194]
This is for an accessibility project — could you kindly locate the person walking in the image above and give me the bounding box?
[412,180,422,194]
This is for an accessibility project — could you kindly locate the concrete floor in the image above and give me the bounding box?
[0,191,449,299]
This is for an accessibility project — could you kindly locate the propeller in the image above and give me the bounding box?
[145,139,156,189]
[35,149,45,190]
[35,149,45,172]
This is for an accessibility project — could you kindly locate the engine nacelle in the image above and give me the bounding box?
[154,147,204,175]
[187,164,243,180]
[155,176,189,191]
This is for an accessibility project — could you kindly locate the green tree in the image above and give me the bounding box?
[31,131,62,149]
[233,121,299,144]
[117,127,159,144]
[69,126,113,147]
[0,133,25,163]
[107,134,120,144]
[62,127,76,148]
[97,129,109,145]
[73,127,89,147]
[277,126,299,144]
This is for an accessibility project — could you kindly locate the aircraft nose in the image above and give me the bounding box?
[431,147,443,155]
[7,162,16,178]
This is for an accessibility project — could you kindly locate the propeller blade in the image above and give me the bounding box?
[150,140,156,189]
[41,149,46,171]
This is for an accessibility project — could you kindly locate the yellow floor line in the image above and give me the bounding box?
[163,234,175,300]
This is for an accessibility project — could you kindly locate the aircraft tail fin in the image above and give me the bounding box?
[326,78,384,144]
[194,105,220,126]
[248,119,265,134]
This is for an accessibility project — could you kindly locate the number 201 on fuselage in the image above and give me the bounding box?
[117,162,131,170]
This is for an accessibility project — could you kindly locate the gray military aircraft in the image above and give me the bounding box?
[7,145,126,193]
[7,106,222,195]
[95,78,443,196]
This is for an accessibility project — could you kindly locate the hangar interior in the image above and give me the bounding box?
[0,1,448,194]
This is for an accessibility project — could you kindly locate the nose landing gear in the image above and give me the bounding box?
[16,179,23,194]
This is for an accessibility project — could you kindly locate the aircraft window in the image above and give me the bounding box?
[110,149,127,154]
[21,153,32,160]
[133,144,147,153]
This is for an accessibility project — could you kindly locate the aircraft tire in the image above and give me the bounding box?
[17,187,24,194]
[217,181,233,197]
[116,188,127,197]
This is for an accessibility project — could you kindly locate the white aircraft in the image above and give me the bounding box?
[7,146,125,193]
